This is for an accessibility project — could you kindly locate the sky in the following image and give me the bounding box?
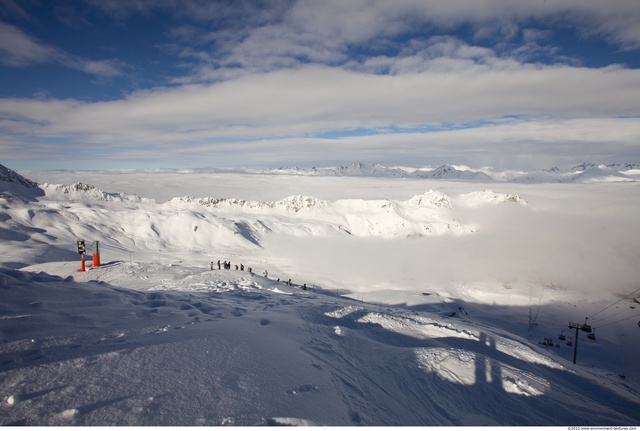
[1,0,640,171]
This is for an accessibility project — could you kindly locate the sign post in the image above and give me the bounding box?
[77,239,86,272]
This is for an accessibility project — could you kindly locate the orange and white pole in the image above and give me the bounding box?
[92,240,100,267]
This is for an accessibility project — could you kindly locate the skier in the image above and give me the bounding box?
[217,260,221,270]
[240,263,244,271]
[263,270,268,278]
[301,283,307,290]
[210,261,214,270]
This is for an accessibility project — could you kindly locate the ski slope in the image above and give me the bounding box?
[1,165,639,426]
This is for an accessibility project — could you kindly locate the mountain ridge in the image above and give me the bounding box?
[255,161,637,183]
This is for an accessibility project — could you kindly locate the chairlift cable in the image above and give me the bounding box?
[588,287,640,320]
[591,306,638,324]
[595,312,640,329]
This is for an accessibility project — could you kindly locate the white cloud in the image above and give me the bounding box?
[0,21,59,66]
[2,61,640,137]
[81,0,640,77]
[0,21,127,77]
[142,0,640,88]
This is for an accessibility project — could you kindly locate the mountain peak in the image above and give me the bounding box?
[0,164,43,200]
[0,164,38,189]
[570,162,598,172]
[419,165,493,181]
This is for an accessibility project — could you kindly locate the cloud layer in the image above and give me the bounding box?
[1,0,639,169]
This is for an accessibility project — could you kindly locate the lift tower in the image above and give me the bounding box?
[568,318,595,364]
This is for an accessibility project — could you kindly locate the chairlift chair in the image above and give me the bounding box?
[559,331,566,341]
[567,338,573,347]
[587,328,596,341]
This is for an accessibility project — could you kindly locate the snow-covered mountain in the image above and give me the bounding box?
[327,162,410,177]
[0,163,43,200]
[1,164,639,426]
[571,165,634,183]
[169,188,528,239]
[510,163,635,183]
[417,164,494,181]
[252,161,637,183]
[40,182,152,203]
[259,162,411,177]
[607,163,640,171]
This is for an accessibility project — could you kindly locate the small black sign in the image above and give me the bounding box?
[77,239,86,254]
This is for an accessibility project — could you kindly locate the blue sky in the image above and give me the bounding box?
[1,0,639,171]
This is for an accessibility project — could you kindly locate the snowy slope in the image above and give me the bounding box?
[1,263,639,426]
[0,164,43,200]
[1,166,639,426]
[571,165,634,183]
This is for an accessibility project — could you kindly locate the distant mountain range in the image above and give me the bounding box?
[258,162,638,183]
[3,162,639,201]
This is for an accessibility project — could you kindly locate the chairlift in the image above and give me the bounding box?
[559,331,566,341]
[587,328,596,341]
[581,323,592,333]
[567,338,573,347]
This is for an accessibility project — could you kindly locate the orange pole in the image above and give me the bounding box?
[92,241,100,267]
[81,255,86,272]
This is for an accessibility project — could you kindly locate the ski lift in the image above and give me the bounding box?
[559,331,566,341]
[587,328,596,341]
[581,318,592,333]
[567,337,573,347]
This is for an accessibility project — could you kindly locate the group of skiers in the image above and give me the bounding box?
[209,260,307,290]
[211,260,252,273]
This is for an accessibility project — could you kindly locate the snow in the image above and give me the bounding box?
[1,163,640,426]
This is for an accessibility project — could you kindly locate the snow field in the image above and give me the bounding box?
[1,167,640,425]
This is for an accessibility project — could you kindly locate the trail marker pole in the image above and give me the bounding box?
[92,240,100,267]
